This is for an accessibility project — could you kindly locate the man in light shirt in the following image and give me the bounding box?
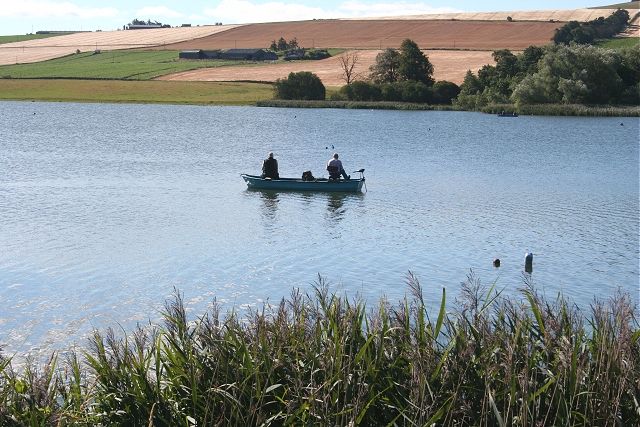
[327,153,350,180]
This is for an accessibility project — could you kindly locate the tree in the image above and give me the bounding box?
[276,37,288,51]
[511,44,625,105]
[398,39,434,85]
[369,48,401,83]
[274,71,325,100]
[337,51,361,85]
[517,46,545,74]
[493,49,518,78]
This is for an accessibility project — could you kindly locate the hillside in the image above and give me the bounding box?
[0,25,240,66]
[0,7,636,86]
[159,20,560,51]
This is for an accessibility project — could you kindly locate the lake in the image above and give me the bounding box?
[0,101,638,359]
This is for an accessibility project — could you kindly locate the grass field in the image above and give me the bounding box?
[597,37,640,48]
[0,50,247,80]
[0,79,274,105]
[0,33,72,45]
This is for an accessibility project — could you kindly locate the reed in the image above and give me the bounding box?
[256,99,456,111]
[481,103,640,117]
[1,273,638,426]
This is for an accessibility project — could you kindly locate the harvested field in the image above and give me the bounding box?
[1,8,634,67]
[0,25,241,66]
[357,8,634,22]
[159,20,561,51]
[156,50,495,86]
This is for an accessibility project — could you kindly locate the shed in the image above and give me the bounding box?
[179,50,204,59]
[220,49,278,61]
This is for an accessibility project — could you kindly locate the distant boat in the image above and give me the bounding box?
[497,111,518,117]
[241,172,365,193]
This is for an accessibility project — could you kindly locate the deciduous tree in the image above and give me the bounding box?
[369,48,400,83]
[337,51,361,85]
[398,39,434,85]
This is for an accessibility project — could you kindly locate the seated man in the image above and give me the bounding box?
[261,152,279,179]
[326,153,350,180]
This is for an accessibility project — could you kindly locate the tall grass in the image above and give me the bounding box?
[1,273,638,425]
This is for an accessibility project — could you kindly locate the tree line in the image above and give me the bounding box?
[274,10,639,110]
[553,9,630,45]
[456,43,639,108]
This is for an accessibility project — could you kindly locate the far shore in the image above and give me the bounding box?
[1,78,638,116]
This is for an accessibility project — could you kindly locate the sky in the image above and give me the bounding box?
[0,1,615,35]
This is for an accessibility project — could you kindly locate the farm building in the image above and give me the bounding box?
[179,50,206,59]
[179,49,277,60]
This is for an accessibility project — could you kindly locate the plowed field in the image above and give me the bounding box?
[156,50,495,86]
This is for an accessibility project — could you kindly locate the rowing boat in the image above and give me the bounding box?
[241,174,365,192]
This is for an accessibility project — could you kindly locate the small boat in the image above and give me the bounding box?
[497,111,518,117]
[241,170,366,193]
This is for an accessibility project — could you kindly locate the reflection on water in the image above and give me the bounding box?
[257,190,280,227]
[246,189,365,229]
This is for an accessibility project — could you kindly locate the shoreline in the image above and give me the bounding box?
[1,79,639,116]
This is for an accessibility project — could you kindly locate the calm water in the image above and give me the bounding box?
[1,101,638,358]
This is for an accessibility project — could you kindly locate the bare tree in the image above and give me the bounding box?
[337,51,361,85]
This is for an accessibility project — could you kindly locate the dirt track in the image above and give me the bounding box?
[156,50,495,86]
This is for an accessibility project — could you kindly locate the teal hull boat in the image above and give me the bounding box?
[241,174,365,192]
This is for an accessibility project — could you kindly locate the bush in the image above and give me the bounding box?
[380,83,402,101]
[432,81,461,104]
[339,81,382,101]
[274,71,325,100]
[396,80,432,103]
[304,49,331,60]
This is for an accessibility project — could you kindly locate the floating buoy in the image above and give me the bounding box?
[524,251,533,273]
[493,258,500,268]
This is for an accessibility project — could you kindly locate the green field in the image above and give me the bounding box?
[0,33,73,45]
[597,37,640,48]
[0,79,274,105]
[0,50,251,80]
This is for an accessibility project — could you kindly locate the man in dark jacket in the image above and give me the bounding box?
[262,152,279,179]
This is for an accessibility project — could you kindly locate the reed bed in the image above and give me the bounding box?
[1,273,638,426]
[482,103,640,117]
[256,99,456,110]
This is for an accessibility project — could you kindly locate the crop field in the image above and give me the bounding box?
[161,19,561,51]
[0,33,73,45]
[0,25,241,65]
[597,37,640,48]
[0,50,244,80]
[157,49,495,86]
[0,79,274,104]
